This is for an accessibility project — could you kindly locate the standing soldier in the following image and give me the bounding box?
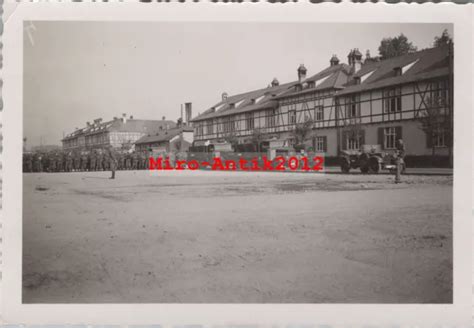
[90,150,97,171]
[96,150,103,171]
[107,146,118,179]
[118,152,124,171]
[125,152,132,170]
[66,152,73,172]
[395,139,406,183]
[33,153,42,172]
[81,151,88,171]
[73,152,81,172]
[140,151,147,170]
[24,153,33,172]
[56,152,63,172]
[49,152,57,172]
[131,151,138,170]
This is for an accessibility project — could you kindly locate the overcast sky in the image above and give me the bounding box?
[24,22,452,147]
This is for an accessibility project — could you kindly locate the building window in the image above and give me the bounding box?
[314,136,326,152]
[266,109,276,128]
[434,127,447,147]
[346,95,359,118]
[383,88,402,113]
[207,121,214,135]
[197,124,204,136]
[347,135,361,150]
[431,80,447,107]
[223,117,236,133]
[289,109,296,124]
[384,127,397,149]
[345,130,364,150]
[315,106,324,121]
[246,113,254,130]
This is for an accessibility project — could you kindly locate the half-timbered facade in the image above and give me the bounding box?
[191,45,452,158]
[334,45,452,157]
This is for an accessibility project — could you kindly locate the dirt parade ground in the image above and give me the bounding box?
[22,170,453,303]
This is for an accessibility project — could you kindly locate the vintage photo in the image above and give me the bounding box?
[21,21,455,304]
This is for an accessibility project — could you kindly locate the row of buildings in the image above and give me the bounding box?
[61,104,194,153]
[190,45,453,159]
[61,45,452,162]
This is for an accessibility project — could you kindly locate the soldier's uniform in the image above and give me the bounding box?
[49,154,57,172]
[66,153,73,172]
[131,152,138,170]
[108,148,118,179]
[74,153,81,172]
[37,154,44,172]
[24,154,33,172]
[90,152,97,171]
[81,153,88,171]
[396,139,405,159]
[125,154,132,170]
[96,153,103,171]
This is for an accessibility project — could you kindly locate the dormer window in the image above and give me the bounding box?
[394,67,402,76]
[401,59,419,74]
[229,103,235,109]
[295,84,303,92]
[307,81,315,88]
[354,76,361,85]
[235,99,245,108]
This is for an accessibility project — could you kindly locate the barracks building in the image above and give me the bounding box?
[62,114,176,150]
[190,45,453,162]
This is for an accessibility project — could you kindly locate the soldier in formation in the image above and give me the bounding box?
[22,148,154,174]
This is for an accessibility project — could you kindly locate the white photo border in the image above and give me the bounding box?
[2,1,472,325]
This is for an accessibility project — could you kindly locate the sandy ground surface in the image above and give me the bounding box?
[23,170,452,303]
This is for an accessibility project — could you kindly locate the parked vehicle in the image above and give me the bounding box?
[339,144,405,174]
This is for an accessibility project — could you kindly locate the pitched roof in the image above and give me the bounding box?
[190,81,298,122]
[62,119,176,141]
[134,127,191,145]
[275,63,353,99]
[337,45,450,96]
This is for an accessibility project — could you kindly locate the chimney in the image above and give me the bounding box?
[330,54,340,66]
[348,48,362,72]
[185,102,192,124]
[297,64,307,83]
[122,113,127,124]
[222,92,228,101]
[271,78,279,87]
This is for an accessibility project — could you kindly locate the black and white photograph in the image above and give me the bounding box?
[20,20,456,304]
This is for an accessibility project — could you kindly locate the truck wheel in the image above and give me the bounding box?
[368,157,381,174]
[360,163,369,174]
[340,158,350,173]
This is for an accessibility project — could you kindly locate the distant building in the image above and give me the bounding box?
[191,45,453,159]
[134,126,194,153]
[30,144,62,153]
[62,114,176,151]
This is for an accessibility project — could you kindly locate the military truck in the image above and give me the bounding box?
[339,144,405,174]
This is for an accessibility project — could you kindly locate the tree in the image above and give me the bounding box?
[249,128,265,153]
[290,118,313,151]
[223,131,239,151]
[172,139,182,153]
[378,34,417,60]
[433,29,452,48]
[419,95,453,161]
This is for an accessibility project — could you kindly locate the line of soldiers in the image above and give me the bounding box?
[23,149,151,173]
